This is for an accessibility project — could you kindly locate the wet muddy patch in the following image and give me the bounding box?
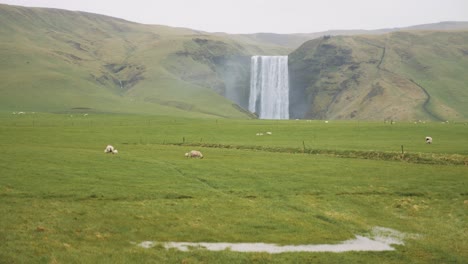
[135,227,415,253]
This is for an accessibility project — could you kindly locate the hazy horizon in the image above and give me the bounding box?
[1,0,467,34]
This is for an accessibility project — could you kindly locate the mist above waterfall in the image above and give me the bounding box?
[249,56,289,119]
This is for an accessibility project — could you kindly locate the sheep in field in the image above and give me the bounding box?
[425,136,433,144]
[185,150,203,159]
[104,145,118,154]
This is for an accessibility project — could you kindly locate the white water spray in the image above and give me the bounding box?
[249,56,289,119]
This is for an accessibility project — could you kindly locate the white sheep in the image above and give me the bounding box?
[104,145,118,154]
[425,136,433,144]
[185,150,203,159]
[266,132,272,135]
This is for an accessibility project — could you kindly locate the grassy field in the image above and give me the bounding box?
[0,113,467,263]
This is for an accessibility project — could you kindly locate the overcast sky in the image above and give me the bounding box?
[1,0,467,33]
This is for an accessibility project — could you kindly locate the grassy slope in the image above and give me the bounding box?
[289,31,468,121]
[0,4,284,118]
[0,113,466,263]
[381,31,468,120]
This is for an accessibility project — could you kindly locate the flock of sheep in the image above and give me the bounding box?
[103,136,433,158]
[104,144,204,158]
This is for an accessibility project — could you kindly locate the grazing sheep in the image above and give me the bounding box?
[266,132,272,135]
[425,136,433,144]
[104,145,118,154]
[185,150,203,159]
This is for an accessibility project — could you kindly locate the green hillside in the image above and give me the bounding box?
[1,4,467,121]
[289,31,468,121]
[0,4,286,118]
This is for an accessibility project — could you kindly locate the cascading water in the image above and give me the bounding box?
[249,56,289,119]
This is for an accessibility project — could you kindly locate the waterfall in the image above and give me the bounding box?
[249,56,289,119]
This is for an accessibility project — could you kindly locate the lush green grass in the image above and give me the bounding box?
[0,113,467,263]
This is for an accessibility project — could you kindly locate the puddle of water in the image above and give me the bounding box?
[136,227,408,253]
